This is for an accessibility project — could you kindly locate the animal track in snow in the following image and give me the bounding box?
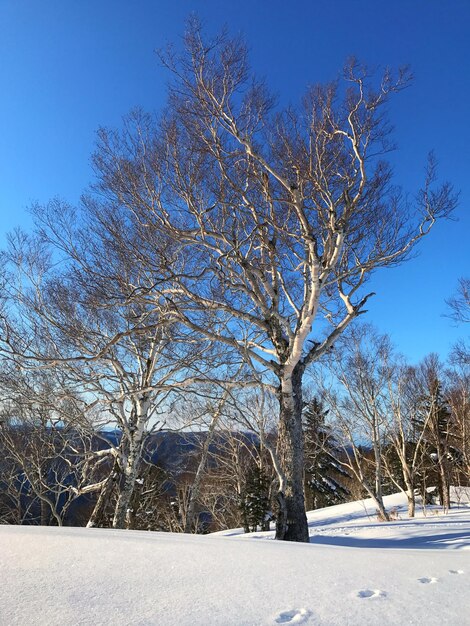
[418,577,438,584]
[449,569,464,575]
[274,608,312,624]
[356,589,387,599]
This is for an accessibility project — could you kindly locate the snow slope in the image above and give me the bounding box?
[1,490,469,626]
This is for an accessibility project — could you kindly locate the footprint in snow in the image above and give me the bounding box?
[356,589,387,599]
[449,569,464,575]
[418,577,438,584]
[274,608,312,624]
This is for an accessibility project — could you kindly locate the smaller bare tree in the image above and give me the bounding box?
[447,278,470,324]
[0,366,100,526]
[321,327,394,520]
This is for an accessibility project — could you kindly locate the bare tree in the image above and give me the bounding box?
[321,327,393,520]
[173,379,277,533]
[85,23,456,540]
[447,367,470,489]
[0,206,216,530]
[0,365,99,526]
[182,383,234,533]
[413,355,461,511]
[447,278,470,368]
[447,278,470,324]
[382,364,432,517]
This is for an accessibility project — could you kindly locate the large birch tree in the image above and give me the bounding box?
[87,24,456,541]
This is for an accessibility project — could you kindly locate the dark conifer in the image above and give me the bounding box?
[303,398,350,510]
[240,462,271,532]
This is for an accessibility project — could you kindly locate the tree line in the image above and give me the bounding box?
[0,337,468,532]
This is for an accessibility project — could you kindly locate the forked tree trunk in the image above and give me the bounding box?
[275,366,309,542]
[346,455,390,522]
[374,494,390,522]
[113,438,144,529]
[112,399,150,529]
[87,458,120,528]
[358,477,390,522]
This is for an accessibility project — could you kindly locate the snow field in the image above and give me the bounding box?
[0,490,469,625]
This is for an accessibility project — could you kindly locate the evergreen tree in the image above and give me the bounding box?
[239,462,271,532]
[303,398,350,510]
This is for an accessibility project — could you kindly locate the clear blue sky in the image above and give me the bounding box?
[1,0,469,363]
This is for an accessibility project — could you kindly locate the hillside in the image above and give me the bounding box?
[1,490,469,625]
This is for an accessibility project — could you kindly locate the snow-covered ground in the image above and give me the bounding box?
[1,490,469,625]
